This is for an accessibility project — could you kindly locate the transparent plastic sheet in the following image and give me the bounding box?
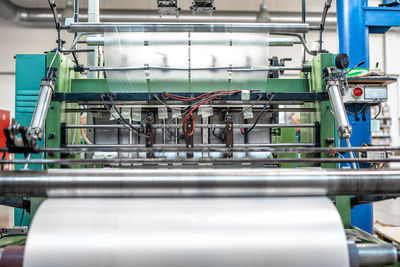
[105,29,269,92]
[148,32,189,92]
[231,33,269,90]
[190,33,231,91]
[105,26,148,92]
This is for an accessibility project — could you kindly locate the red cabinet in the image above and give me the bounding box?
[0,109,11,170]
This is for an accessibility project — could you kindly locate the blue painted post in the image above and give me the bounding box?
[337,0,369,68]
[337,0,373,234]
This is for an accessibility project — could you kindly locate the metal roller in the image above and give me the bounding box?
[2,169,400,198]
[86,36,298,46]
[65,22,310,33]
[356,244,399,267]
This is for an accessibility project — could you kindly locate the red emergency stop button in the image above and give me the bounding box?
[353,87,363,97]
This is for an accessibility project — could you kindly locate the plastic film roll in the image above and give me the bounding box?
[104,28,270,92]
[24,197,349,267]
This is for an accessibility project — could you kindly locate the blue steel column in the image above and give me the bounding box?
[337,0,373,234]
[337,0,369,68]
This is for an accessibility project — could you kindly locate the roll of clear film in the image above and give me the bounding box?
[24,197,349,267]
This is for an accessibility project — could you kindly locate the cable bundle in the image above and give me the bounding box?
[163,91,241,137]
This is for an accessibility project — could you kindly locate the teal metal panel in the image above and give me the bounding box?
[14,54,46,226]
[15,108,35,113]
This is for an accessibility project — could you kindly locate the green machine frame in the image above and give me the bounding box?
[12,52,399,267]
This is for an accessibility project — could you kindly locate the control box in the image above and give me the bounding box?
[343,85,388,103]
[343,77,397,104]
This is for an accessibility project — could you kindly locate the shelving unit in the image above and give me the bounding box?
[371,103,392,145]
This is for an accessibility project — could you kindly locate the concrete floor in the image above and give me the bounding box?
[374,199,400,226]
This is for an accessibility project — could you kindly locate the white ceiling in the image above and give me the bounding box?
[10,0,336,12]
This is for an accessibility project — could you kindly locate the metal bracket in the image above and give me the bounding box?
[4,121,39,156]
[225,114,233,158]
[0,198,30,211]
[0,226,28,239]
[190,0,216,15]
[157,0,180,16]
[145,113,154,159]
[185,116,194,159]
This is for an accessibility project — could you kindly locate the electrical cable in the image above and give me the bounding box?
[181,91,242,137]
[373,104,382,120]
[155,95,206,139]
[19,208,25,226]
[345,104,367,115]
[108,95,143,134]
[100,95,149,138]
[336,152,352,169]
[210,94,263,135]
[154,95,173,109]
[345,138,358,169]
[232,113,244,133]
[241,94,275,135]
[211,128,224,140]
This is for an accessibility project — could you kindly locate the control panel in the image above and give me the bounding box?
[343,77,397,104]
[343,85,388,103]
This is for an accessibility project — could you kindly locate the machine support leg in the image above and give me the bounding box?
[225,114,233,158]
[145,113,154,159]
[186,117,194,159]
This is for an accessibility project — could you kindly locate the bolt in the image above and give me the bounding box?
[48,133,55,140]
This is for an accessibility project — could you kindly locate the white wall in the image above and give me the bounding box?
[0,16,75,118]
[11,0,333,12]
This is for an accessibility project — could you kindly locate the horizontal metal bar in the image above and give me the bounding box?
[0,157,398,166]
[2,169,400,197]
[65,124,315,129]
[2,145,397,154]
[64,108,317,113]
[64,143,315,148]
[84,66,304,72]
[10,144,400,153]
[52,92,329,102]
[86,37,299,46]
[65,22,310,33]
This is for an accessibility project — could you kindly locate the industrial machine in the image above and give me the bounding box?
[2,0,400,266]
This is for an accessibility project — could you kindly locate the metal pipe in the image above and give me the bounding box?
[0,145,397,154]
[327,80,352,139]
[85,66,305,72]
[64,143,315,148]
[356,244,398,267]
[65,123,315,129]
[2,169,400,197]
[86,36,298,46]
[65,107,316,113]
[0,0,337,30]
[87,0,100,79]
[1,157,399,166]
[65,22,310,33]
[28,80,55,141]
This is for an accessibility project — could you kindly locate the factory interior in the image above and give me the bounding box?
[3,0,400,266]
